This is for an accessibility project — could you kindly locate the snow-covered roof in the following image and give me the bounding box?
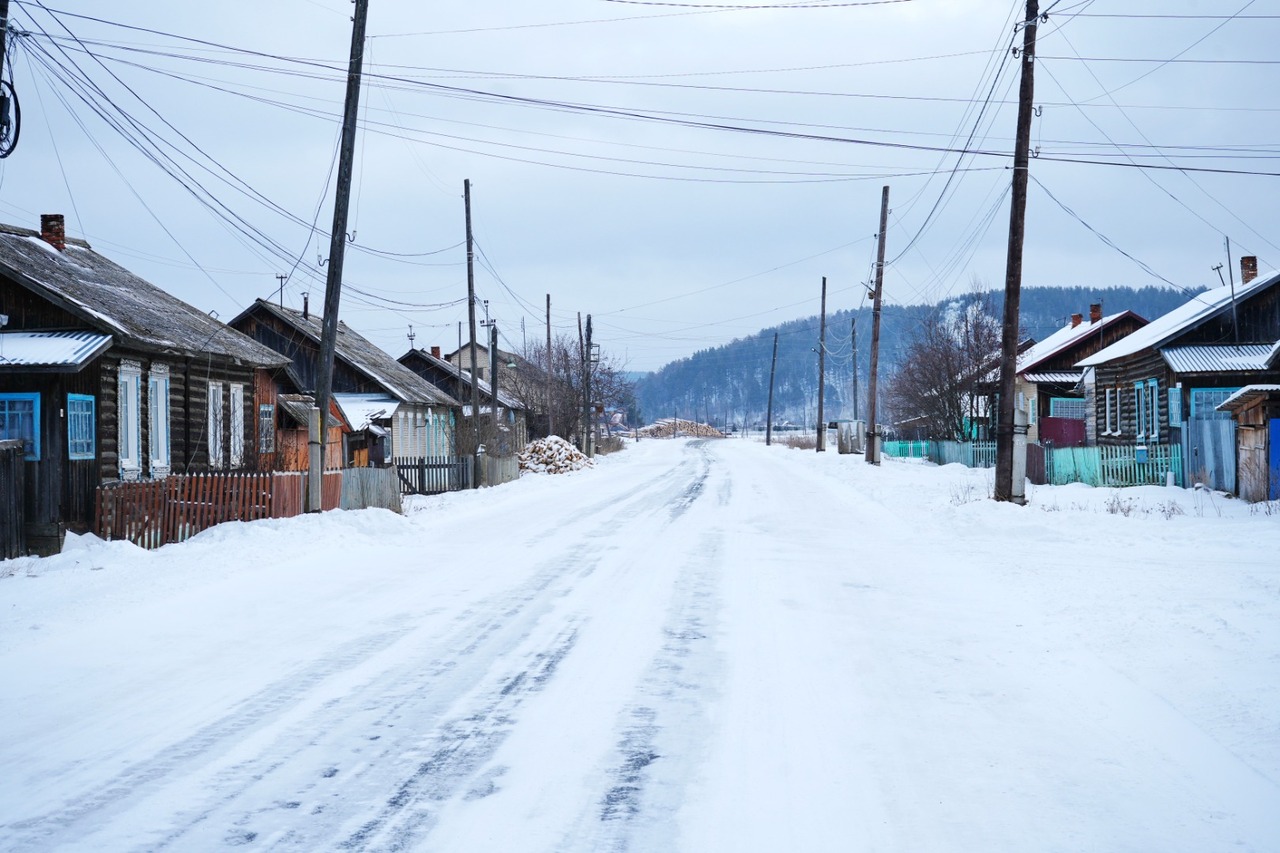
[1160,344,1273,374]
[0,223,288,367]
[1216,384,1280,412]
[0,330,112,371]
[334,393,400,430]
[399,347,526,410]
[1078,271,1280,367]
[233,300,461,408]
[1017,313,1135,374]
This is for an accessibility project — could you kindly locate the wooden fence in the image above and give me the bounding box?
[479,454,520,488]
[340,467,402,512]
[394,455,471,495]
[95,470,351,550]
[0,440,25,560]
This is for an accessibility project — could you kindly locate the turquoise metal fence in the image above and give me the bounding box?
[881,440,931,459]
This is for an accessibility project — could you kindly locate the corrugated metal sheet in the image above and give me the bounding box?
[1217,384,1280,412]
[1160,344,1272,374]
[334,393,401,430]
[0,329,112,370]
[1022,371,1081,384]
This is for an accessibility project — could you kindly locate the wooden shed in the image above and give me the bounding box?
[1216,384,1280,502]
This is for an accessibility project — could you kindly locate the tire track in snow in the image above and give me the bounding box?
[1,624,417,853]
[120,441,717,851]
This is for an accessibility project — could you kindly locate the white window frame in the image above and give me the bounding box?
[258,403,276,454]
[149,364,171,477]
[230,383,246,468]
[1134,381,1147,439]
[208,381,225,468]
[118,360,143,479]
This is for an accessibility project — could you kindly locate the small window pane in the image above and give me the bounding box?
[68,394,95,460]
[0,394,40,460]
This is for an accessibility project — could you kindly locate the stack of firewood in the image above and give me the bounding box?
[638,419,724,439]
[518,435,595,474]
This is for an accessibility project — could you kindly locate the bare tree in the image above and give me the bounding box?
[886,290,1000,440]
[506,333,636,447]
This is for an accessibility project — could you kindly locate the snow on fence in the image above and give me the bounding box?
[96,469,354,550]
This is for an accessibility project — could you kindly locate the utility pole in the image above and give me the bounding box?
[489,322,500,450]
[865,185,889,465]
[310,0,370,512]
[584,314,594,457]
[545,293,554,437]
[577,313,586,451]
[851,316,859,421]
[994,0,1039,503]
[0,0,20,160]
[1225,235,1240,344]
[276,273,287,308]
[465,179,481,487]
[765,331,779,446]
[817,276,827,452]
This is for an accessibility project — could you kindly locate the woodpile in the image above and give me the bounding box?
[519,435,595,474]
[638,418,724,439]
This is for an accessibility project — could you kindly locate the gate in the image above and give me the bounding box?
[1184,419,1236,493]
[394,456,472,495]
[0,440,25,559]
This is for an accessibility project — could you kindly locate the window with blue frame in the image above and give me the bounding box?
[0,393,40,460]
[67,394,95,460]
[1190,387,1240,420]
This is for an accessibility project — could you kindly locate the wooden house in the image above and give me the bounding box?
[1010,304,1147,447]
[1077,260,1280,493]
[229,299,460,465]
[0,216,289,553]
[399,345,528,454]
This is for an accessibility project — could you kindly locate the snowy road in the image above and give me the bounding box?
[3,438,1279,852]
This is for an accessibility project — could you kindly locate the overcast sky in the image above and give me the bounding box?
[1,0,1276,371]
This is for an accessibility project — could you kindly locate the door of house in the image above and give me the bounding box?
[1271,419,1280,500]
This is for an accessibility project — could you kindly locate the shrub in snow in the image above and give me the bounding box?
[519,436,594,474]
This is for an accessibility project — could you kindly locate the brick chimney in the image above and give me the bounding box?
[1089,303,1102,323]
[1241,255,1258,285]
[431,346,441,358]
[1071,313,1083,328]
[40,214,66,252]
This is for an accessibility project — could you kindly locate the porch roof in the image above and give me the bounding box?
[1160,344,1273,374]
[0,329,113,372]
[1216,384,1280,413]
[334,393,401,430]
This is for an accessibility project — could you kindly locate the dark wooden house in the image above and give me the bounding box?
[399,345,529,454]
[1077,260,1280,492]
[229,299,461,465]
[0,216,289,553]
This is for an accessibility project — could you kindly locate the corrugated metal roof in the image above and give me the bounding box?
[1022,371,1082,384]
[1217,384,1280,412]
[1016,314,1137,373]
[0,330,112,370]
[0,224,288,367]
[1160,344,1273,374]
[1078,270,1280,366]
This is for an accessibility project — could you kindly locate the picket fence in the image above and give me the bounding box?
[881,440,1183,489]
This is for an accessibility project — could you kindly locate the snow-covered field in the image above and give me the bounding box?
[2,437,1277,852]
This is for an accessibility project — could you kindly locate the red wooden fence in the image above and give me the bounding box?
[96,471,314,549]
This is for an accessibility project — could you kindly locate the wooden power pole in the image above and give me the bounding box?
[817,276,827,452]
[545,293,553,437]
[310,0,369,511]
[765,332,779,446]
[851,316,859,421]
[465,179,481,488]
[994,0,1039,503]
[865,185,889,465]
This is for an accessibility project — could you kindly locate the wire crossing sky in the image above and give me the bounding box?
[1,0,1276,370]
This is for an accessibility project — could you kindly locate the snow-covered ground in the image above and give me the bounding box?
[2,438,1277,852]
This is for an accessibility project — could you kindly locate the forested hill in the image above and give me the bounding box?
[633,285,1196,429]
